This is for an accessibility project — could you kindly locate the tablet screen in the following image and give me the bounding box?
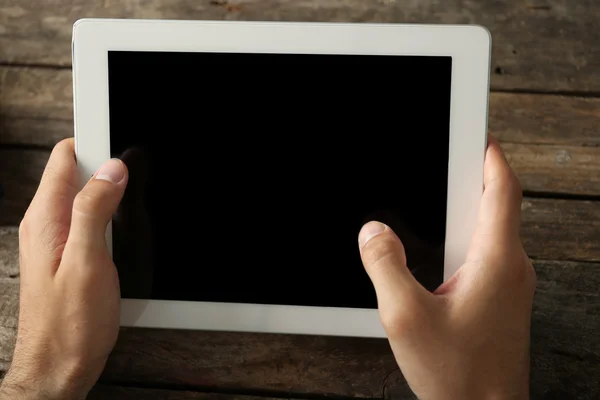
[108,51,452,309]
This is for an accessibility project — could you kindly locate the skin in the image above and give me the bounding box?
[0,135,535,399]
[358,135,536,399]
[0,139,127,400]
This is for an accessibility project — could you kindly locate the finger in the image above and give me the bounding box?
[66,158,128,254]
[31,138,79,205]
[20,138,78,268]
[358,221,428,316]
[475,135,523,238]
[464,135,524,274]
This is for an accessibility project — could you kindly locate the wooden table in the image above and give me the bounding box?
[0,1,599,399]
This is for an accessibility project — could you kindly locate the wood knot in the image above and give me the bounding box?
[209,0,241,11]
[555,150,572,166]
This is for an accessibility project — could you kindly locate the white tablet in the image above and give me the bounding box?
[72,19,490,338]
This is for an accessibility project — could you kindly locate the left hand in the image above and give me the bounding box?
[0,138,128,399]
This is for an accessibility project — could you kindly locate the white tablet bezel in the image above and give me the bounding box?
[72,18,490,338]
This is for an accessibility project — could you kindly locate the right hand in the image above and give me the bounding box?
[358,136,536,400]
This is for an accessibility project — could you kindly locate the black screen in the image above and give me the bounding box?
[108,51,452,309]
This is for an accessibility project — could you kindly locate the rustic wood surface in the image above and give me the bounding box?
[489,93,600,147]
[2,67,600,148]
[1,1,600,93]
[1,66,598,197]
[88,387,288,400]
[0,227,598,399]
[1,0,599,398]
[2,151,600,261]
[1,136,599,204]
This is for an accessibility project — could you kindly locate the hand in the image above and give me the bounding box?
[0,138,128,399]
[358,136,536,400]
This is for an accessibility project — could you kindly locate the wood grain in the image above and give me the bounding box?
[502,143,600,196]
[2,67,600,148]
[1,67,600,197]
[1,1,600,92]
[103,329,397,398]
[528,260,600,400]
[0,117,72,149]
[88,387,286,400]
[3,142,596,198]
[0,150,49,225]
[1,2,599,398]
[0,227,18,279]
[0,67,73,122]
[0,226,598,398]
[521,198,600,262]
[489,93,600,147]
[2,149,600,262]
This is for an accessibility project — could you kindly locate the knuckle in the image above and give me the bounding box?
[504,171,523,200]
[18,216,29,239]
[503,253,536,290]
[73,190,102,217]
[379,304,419,339]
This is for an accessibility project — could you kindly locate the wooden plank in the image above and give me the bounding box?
[0,67,73,122]
[521,198,600,262]
[88,387,286,400]
[4,143,598,199]
[489,93,600,147]
[1,1,600,92]
[0,279,18,372]
[0,229,19,372]
[0,149,50,226]
[2,149,600,261]
[2,67,600,148]
[0,227,598,399]
[103,329,397,398]
[1,67,600,196]
[0,117,72,149]
[502,142,600,196]
[0,66,73,147]
[0,227,18,279]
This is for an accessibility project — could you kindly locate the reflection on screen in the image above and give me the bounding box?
[108,51,452,309]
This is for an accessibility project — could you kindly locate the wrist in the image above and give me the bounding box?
[0,380,35,400]
[0,359,89,400]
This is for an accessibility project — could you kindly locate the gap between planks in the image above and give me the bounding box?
[0,60,599,99]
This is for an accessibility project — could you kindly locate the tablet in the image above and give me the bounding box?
[72,19,490,338]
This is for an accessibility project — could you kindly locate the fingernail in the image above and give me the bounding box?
[95,159,125,184]
[358,221,387,248]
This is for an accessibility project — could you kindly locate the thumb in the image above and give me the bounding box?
[358,221,428,320]
[68,158,128,253]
